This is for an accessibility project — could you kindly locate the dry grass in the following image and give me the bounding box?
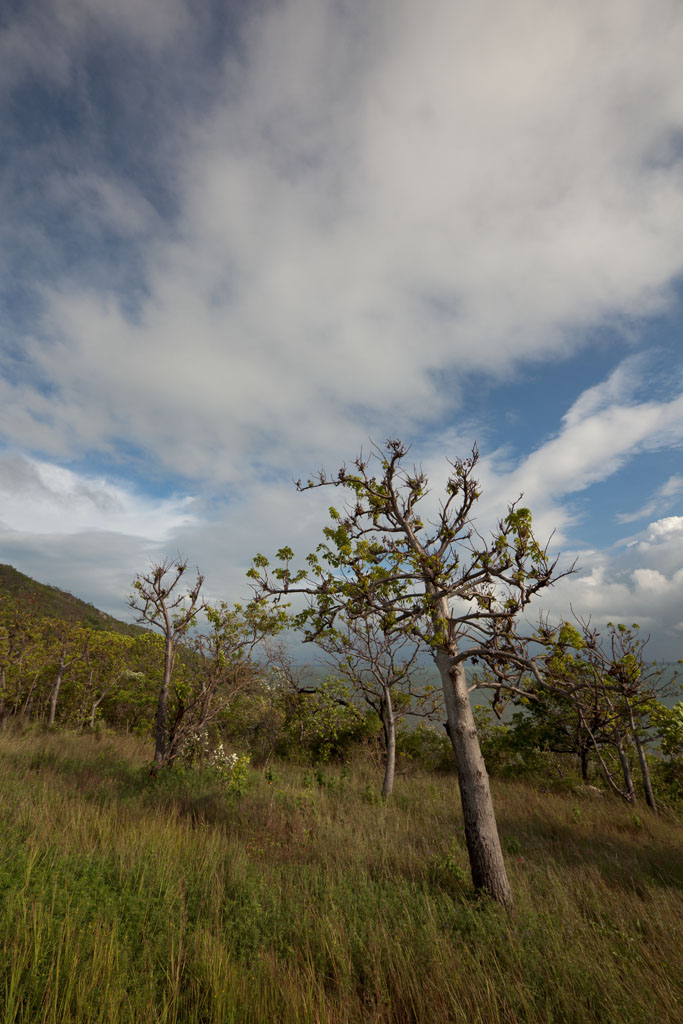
[0,728,681,1023]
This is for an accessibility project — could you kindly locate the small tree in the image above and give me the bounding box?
[488,618,679,808]
[43,618,80,727]
[544,621,675,811]
[264,645,368,764]
[164,600,288,767]
[77,630,133,730]
[129,558,206,771]
[313,614,442,798]
[250,440,572,906]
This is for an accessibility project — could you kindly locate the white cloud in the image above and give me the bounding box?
[459,360,683,547]
[617,474,683,523]
[0,453,197,539]
[642,516,683,541]
[537,516,683,658]
[1,1,683,657]
[1,0,682,480]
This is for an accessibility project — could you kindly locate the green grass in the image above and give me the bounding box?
[0,729,681,1023]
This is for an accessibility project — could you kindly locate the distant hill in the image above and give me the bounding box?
[0,564,144,637]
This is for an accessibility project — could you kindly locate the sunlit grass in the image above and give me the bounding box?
[0,728,681,1023]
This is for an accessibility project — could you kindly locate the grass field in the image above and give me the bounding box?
[0,729,681,1023]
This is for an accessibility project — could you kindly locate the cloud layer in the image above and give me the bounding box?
[1,0,683,481]
[1,1,682,655]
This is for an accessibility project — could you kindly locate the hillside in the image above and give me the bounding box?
[0,563,143,637]
[0,729,681,1023]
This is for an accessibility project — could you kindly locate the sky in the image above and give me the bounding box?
[0,0,682,658]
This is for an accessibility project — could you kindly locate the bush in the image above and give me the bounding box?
[396,723,455,773]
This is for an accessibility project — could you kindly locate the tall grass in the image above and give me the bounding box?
[0,728,681,1023]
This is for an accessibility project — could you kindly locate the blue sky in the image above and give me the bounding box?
[1,0,682,657]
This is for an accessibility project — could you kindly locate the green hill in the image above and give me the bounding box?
[0,564,143,637]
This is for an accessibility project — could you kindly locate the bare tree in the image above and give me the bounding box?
[314,614,442,799]
[249,440,573,907]
[129,558,206,771]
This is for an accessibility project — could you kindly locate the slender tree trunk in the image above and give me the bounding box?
[627,704,656,812]
[436,649,512,908]
[381,688,396,800]
[166,698,186,767]
[89,693,106,730]
[154,638,174,770]
[616,738,637,804]
[22,692,34,722]
[48,656,65,727]
[625,703,656,812]
[579,745,589,783]
[0,666,7,730]
[633,733,656,811]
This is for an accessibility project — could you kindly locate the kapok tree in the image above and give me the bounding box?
[249,440,572,907]
[129,558,206,771]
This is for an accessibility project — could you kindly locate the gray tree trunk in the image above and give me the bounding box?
[381,687,396,800]
[625,703,656,812]
[617,739,637,804]
[0,666,7,730]
[435,649,512,907]
[48,656,66,727]
[634,734,656,811]
[154,638,175,770]
[89,694,106,730]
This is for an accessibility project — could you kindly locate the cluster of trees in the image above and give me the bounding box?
[248,440,681,906]
[0,574,440,772]
[0,603,146,731]
[2,440,681,911]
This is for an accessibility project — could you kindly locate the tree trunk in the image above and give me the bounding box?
[624,704,656,813]
[48,656,65,727]
[616,739,637,804]
[579,745,589,783]
[154,638,174,770]
[0,666,7,730]
[630,729,655,813]
[381,688,396,800]
[22,692,34,722]
[89,693,106,731]
[436,649,512,908]
[633,734,656,811]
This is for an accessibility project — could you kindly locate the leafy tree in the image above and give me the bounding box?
[264,646,369,763]
[647,699,683,806]
[0,596,39,727]
[40,618,80,727]
[76,630,134,730]
[163,600,288,767]
[524,620,677,810]
[250,440,572,906]
[102,632,164,733]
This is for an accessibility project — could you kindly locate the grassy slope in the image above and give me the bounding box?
[0,564,143,637]
[0,730,681,1024]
